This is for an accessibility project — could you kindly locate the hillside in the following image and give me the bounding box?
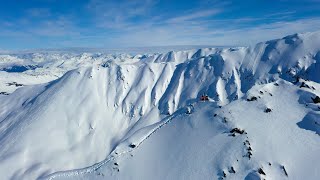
[0,31,319,180]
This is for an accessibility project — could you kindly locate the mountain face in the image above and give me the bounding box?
[0,31,319,180]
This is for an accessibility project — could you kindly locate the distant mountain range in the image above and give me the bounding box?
[0,31,319,180]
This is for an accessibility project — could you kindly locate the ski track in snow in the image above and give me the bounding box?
[43,107,186,180]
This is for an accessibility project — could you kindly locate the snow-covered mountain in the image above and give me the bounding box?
[0,31,319,180]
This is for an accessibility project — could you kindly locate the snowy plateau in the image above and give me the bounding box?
[0,31,320,180]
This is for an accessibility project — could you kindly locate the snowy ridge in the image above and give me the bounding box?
[0,31,320,180]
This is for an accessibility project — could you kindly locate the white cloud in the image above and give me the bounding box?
[29,16,80,36]
[87,0,157,29]
[167,9,222,23]
[98,17,320,47]
[1,0,320,49]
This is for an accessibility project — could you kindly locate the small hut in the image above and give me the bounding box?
[200,95,209,101]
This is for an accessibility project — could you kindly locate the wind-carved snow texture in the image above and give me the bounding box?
[0,31,320,180]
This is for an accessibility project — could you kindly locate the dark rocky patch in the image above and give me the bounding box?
[244,140,250,146]
[223,117,228,123]
[223,171,226,177]
[247,96,257,101]
[7,82,23,87]
[300,82,310,89]
[129,144,136,148]
[243,140,252,159]
[230,128,245,135]
[0,92,9,95]
[311,96,320,104]
[229,167,236,173]
[281,165,288,177]
[258,168,266,175]
[265,108,272,113]
[247,152,252,159]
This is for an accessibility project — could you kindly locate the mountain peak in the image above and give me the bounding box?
[0,31,320,180]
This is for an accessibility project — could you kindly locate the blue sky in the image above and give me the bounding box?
[0,0,319,50]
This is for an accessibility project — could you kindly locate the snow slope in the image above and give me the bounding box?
[62,80,319,180]
[0,31,319,180]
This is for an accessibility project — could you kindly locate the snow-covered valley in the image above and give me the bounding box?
[0,31,320,180]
